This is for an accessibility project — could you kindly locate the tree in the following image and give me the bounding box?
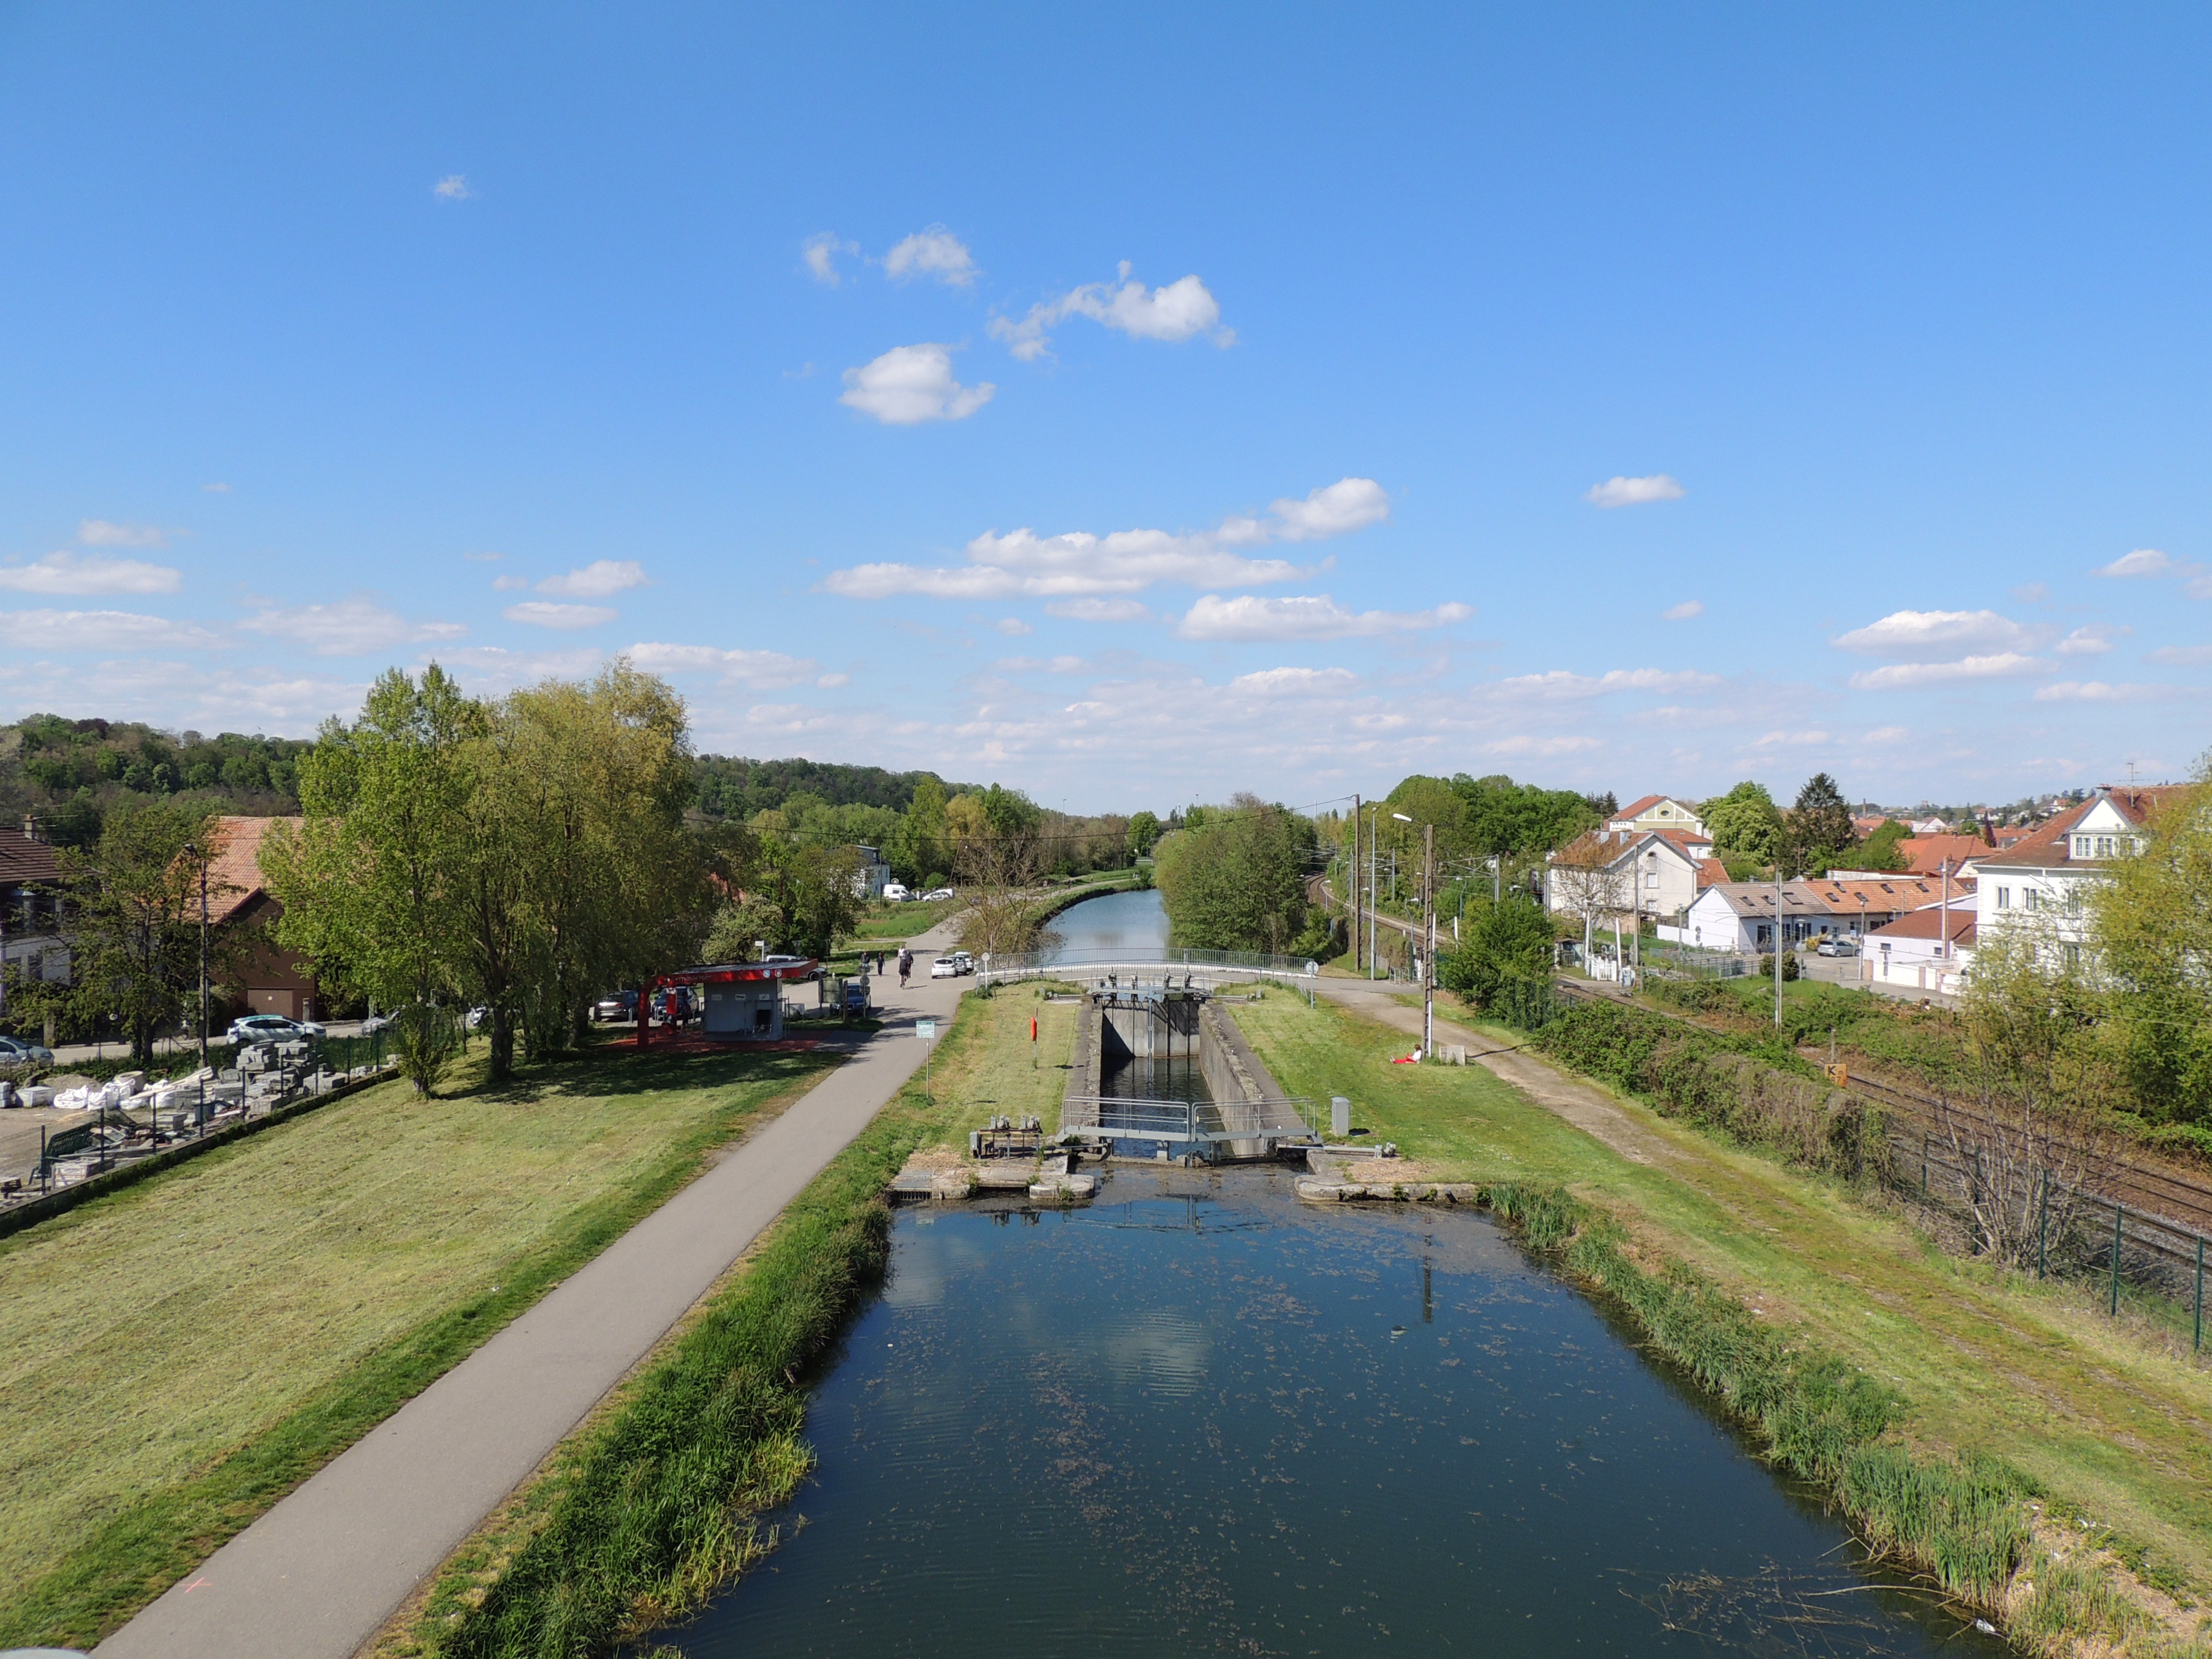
[1852,819,1913,874]
[1701,781,1785,867]
[2094,764,2212,1125]
[1439,896,1554,1010]
[1545,833,1631,969]
[1785,773,1858,875]
[1126,810,1162,860]
[49,800,221,1064]
[1445,773,1598,857]
[1152,797,1315,952]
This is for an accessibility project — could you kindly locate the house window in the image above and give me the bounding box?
[2073,836,2092,858]
[1645,873,1661,888]
[2024,889,2039,911]
[1996,886,2010,909]
[2094,836,2114,857]
[2064,943,2082,970]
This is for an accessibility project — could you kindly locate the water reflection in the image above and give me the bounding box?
[662,1169,2008,1659]
[1041,888,1170,963]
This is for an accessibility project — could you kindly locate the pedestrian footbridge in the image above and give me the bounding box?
[979,947,1319,991]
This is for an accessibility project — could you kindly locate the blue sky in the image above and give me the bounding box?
[4,3,2210,812]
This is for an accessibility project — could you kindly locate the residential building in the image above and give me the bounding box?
[1864,907,1977,995]
[1606,795,1708,838]
[0,823,67,1015]
[1546,823,1716,925]
[1662,875,1971,953]
[1973,785,2190,971]
[851,843,892,899]
[205,816,318,1021]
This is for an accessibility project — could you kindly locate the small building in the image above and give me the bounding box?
[851,844,892,900]
[1546,824,1716,925]
[0,822,67,1010]
[206,816,318,1021]
[1864,907,1977,994]
[644,959,820,1042]
[1667,881,1838,953]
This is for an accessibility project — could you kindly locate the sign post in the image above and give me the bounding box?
[916,1017,937,1098]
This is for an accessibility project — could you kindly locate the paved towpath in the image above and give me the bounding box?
[97,930,966,1659]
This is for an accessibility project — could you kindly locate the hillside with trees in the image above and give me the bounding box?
[0,715,312,847]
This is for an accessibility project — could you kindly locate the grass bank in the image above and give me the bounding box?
[385,983,1066,1659]
[1239,989,2212,1653]
[0,1040,839,1651]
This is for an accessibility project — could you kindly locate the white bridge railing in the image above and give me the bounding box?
[979,947,1319,989]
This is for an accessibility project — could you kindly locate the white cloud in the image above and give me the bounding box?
[826,478,1385,601]
[0,551,182,596]
[2012,582,2050,602]
[882,226,976,286]
[1662,600,1704,621]
[623,642,822,688]
[77,519,167,548]
[1480,735,1604,757]
[1847,653,2044,690]
[2056,623,2130,656]
[2033,681,2173,703]
[503,601,617,630]
[0,609,225,651]
[2095,548,2177,578]
[992,655,1090,674]
[839,344,995,425]
[493,574,530,591]
[241,597,467,656]
[1228,666,1359,696]
[201,482,232,494]
[1259,478,1390,542]
[1832,608,2039,657]
[816,672,850,688]
[989,264,1231,361]
[538,559,647,598]
[2147,644,2212,666]
[1751,728,1832,748]
[1178,594,1471,642]
[1494,667,1723,699]
[803,232,858,285]
[993,617,1032,636]
[434,175,472,201]
[1046,598,1150,622]
[1585,474,1685,508]
[1863,726,1912,743]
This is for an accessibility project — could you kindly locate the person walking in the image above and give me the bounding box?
[898,947,913,988]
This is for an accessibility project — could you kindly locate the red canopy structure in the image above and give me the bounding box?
[638,959,818,1045]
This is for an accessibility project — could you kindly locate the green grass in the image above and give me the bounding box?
[391,983,1061,1658]
[0,1041,840,1651]
[1232,991,2212,1642]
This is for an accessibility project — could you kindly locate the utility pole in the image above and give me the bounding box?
[1774,863,1785,1030]
[1423,822,1435,1060]
[1351,794,1362,972]
[1368,805,1379,982]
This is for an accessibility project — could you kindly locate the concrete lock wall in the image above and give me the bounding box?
[1095,995,1201,1062]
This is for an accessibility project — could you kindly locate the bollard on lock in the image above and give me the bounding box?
[1331,1095,1351,1137]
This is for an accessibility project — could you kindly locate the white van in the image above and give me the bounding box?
[883,882,912,903]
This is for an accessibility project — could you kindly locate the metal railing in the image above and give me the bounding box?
[981,948,1319,989]
[1060,1093,1316,1147]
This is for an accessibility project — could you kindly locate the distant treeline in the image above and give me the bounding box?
[0,714,313,847]
[690,755,980,821]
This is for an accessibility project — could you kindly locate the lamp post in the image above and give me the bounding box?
[1367,802,1386,981]
[182,841,210,1070]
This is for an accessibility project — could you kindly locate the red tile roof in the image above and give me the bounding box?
[203,815,301,924]
[1972,786,2192,872]
[1697,857,1728,886]
[1896,834,1990,877]
[0,828,60,887]
[1868,907,1977,946]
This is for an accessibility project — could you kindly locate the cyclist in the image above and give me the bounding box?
[898,948,913,988]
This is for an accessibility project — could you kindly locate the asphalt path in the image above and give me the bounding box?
[95,924,967,1659]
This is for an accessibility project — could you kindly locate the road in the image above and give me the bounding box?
[94,918,969,1659]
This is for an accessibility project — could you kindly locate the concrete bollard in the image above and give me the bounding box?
[1331,1095,1351,1136]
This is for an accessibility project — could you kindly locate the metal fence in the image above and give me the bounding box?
[981,947,1320,988]
[4,1031,395,1208]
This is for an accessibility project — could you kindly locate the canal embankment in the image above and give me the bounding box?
[1265,977,2212,1655]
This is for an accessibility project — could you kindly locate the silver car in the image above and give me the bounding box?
[0,1034,54,1066]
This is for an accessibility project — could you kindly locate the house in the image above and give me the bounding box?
[1606,795,1708,838]
[1665,881,1841,953]
[1801,875,1971,938]
[1864,907,1977,994]
[1973,785,2191,972]
[1546,823,1716,925]
[0,822,67,1011]
[850,844,892,900]
[205,816,318,1021]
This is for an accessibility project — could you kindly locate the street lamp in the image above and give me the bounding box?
[1390,812,1437,1060]
[182,842,209,1070]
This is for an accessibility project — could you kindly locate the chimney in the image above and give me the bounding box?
[21,817,34,843]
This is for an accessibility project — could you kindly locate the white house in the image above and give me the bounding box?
[850,844,893,900]
[1973,785,2187,972]
[1667,881,1840,953]
[1607,794,1708,838]
[1546,824,1718,926]
[1864,907,1977,995]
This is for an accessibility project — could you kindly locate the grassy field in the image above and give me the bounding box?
[0,1039,840,1649]
[1232,989,2212,1634]
[386,981,1075,1658]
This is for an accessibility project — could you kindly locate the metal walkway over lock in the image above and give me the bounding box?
[1061,1093,1317,1152]
[981,947,1319,991]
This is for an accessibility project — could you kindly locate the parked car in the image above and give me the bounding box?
[841,978,871,1014]
[464,1006,490,1030]
[921,887,955,902]
[359,1012,396,1035]
[227,1013,327,1044]
[1818,936,1860,958]
[592,990,639,1022]
[950,951,976,974]
[0,1034,54,1066]
[929,955,960,979]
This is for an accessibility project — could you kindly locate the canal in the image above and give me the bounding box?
[658,1170,2005,1658]
[1042,886,1171,964]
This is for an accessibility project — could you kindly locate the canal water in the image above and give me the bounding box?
[1041,887,1171,964]
[660,1171,2005,1659]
